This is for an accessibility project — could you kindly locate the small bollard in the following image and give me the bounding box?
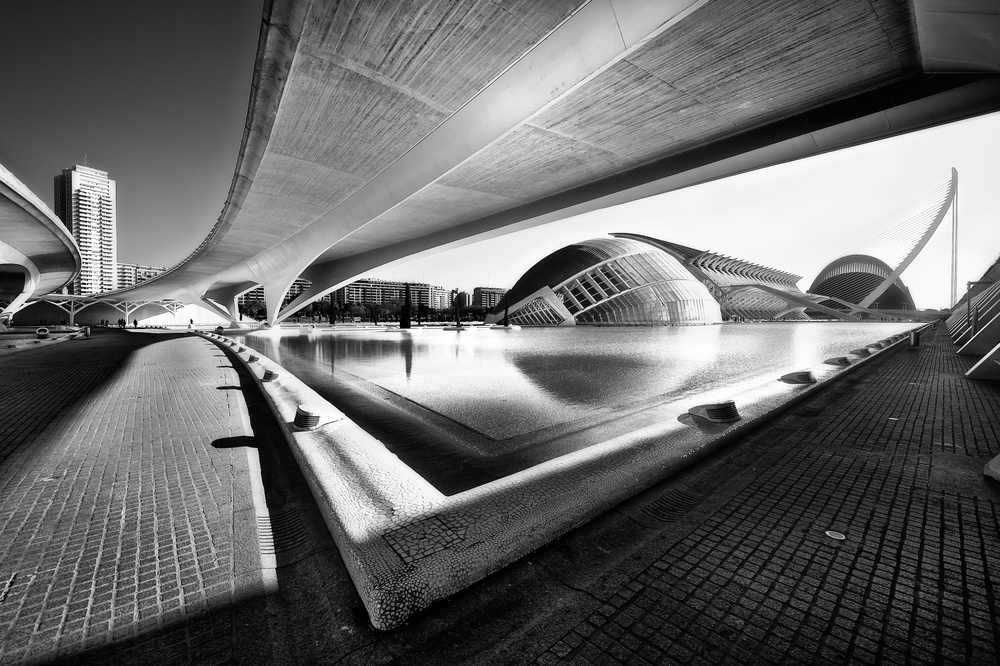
[779,371,816,385]
[294,405,321,430]
[909,330,920,348]
[262,369,279,382]
[248,354,259,363]
[689,400,741,423]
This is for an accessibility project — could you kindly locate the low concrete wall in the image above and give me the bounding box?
[198,324,927,629]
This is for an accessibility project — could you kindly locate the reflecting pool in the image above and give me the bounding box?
[238,322,918,493]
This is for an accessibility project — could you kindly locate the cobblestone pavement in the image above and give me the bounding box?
[0,329,261,665]
[523,325,1000,665]
[1,324,998,665]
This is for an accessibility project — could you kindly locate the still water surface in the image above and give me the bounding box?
[239,322,918,492]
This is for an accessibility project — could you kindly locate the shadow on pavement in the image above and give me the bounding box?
[0,329,188,468]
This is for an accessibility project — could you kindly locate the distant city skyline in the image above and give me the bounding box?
[1,2,997,310]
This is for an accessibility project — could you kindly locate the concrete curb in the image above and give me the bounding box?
[194,323,927,629]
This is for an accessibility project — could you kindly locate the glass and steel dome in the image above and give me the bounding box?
[487,237,721,326]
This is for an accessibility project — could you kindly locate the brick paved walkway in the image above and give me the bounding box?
[524,325,1000,665]
[0,329,262,665]
[1,324,998,665]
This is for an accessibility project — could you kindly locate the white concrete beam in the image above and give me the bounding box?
[198,296,240,324]
[205,281,259,321]
[223,0,711,299]
[966,340,1000,380]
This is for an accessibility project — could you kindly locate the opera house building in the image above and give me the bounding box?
[485,234,914,327]
[808,254,915,312]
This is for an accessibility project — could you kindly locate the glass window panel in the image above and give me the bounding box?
[581,276,603,301]
[592,270,616,294]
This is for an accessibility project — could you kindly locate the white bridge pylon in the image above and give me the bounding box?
[855,168,958,310]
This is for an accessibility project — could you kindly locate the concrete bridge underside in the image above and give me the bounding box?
[0,163,80,326]
[84,0,1000,324]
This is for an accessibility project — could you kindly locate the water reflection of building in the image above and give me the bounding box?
[484,237,723,326]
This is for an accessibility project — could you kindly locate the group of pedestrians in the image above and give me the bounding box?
[98,318,138,328]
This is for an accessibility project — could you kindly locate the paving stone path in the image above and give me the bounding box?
[531,325,1000,665]
[0,329,259,665]
[1,324,998,665]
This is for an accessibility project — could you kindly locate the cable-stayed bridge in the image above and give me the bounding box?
[808,168,959,319]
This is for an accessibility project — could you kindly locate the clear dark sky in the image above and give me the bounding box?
[0,0,262,267]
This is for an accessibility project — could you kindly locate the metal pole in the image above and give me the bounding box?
[951,174,959,307]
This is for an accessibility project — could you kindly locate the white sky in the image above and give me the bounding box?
[375,112,999,311]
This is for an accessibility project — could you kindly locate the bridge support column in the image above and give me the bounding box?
[197,296,240,326]
[0,276,37,323]
[205,282,258,327]
[0,244,42,324]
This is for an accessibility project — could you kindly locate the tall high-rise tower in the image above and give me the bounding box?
[54,165,117,294]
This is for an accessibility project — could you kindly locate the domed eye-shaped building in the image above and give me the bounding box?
[808,254,915,311]
[484,237,722,326]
